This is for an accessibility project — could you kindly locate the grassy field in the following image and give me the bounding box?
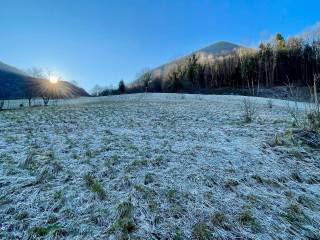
[0,93,319,239]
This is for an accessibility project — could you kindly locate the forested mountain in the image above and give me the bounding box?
[125,34,320,94]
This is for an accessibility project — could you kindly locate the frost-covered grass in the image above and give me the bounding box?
[0,93,319,239]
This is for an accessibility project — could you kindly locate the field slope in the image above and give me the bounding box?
[0,94,319,239]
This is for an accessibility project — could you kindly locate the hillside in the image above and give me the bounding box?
[127,41,244,92]
[0,61,89,99]
[126,35,320,95]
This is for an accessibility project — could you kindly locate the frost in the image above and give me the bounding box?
[0,93,319,239]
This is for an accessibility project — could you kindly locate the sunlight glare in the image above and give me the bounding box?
[49,75,59,84]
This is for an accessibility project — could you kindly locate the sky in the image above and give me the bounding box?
[0,0,319,91]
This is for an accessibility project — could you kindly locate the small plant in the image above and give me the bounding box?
[91,182,107,200]
[273,133,284,146]
[105,155,120,168]
[109,217,136,236]
[282,202,308,225]
[252,174,264,184]
[211,212,227,226]
[126,159,148,172]
[267,99,273,109]
[15,211,29,220]
[238,209,260,232]
[224,179,239,189]
[53,190,64,200]
[109,201,136,238]
[20,152,38,170]
[0,196,11,205]
[47,214,59,224]
[84,172,95,187]
[192,222,211,240]
[154,155,165,166]
[291,169,303,183]
[117,201,134,218]
[307,111,320,131]
[305,75,320,132]
[144,172,155,185]
[241,97,257,122]
[169,204,184,219]
[166,188,177,202]
[29,224,60,237]
[83,172,106,200]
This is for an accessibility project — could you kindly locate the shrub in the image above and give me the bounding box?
[241,97,257,122]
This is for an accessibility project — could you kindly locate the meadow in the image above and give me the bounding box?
[0,93,319,239]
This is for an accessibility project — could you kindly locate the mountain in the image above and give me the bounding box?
[152,41,242,74]
[196,41,242,55]
[0,61,89,99]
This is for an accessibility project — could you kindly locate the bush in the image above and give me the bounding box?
[307,111,320,131]
[0,100,4,110]
[241,97,257,122]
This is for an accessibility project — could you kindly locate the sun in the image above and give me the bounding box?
[49,75,59,84]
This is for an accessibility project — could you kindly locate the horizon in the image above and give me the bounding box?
[1,0,319,91]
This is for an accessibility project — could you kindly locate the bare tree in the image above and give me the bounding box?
[137,68,152,92]
[0,97,4,110]
[27,67,45,106]
[91,84,104,97]
[40,69,59,106]
[307,74,320,130]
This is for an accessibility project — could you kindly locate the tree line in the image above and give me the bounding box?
[99,33,320,96]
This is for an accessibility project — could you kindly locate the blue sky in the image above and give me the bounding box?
[0,0,319,91]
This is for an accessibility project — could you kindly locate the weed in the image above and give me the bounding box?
[282,202,308,225]
[84,172,95,187]
[211,212,227,226]
[91,182,107,200]
[144,172,155,185]
[15,211,29,220]
[29,224,59,237]
[53,190,64,200]
[192,222,211,240]
[109,201,136,238]
[238,209,261,232]
[83,172,107,200]
[105,155,120,168]
[166,188,177,202]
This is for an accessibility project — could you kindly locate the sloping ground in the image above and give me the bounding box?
[0,94,319,239]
